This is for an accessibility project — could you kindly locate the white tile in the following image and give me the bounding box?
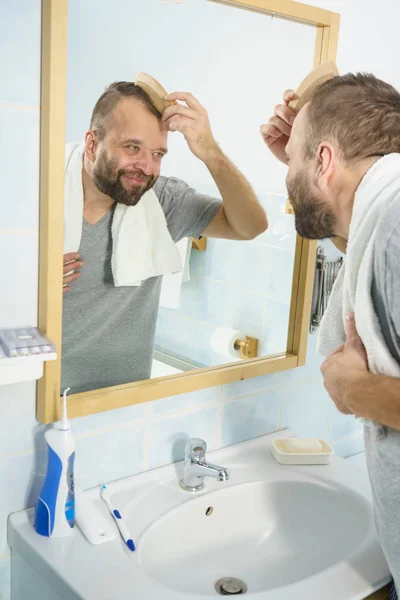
[0,107,40,230]
[0,451,39,555]
[147,405,219,470]
[223,371,283,400]
[0,555,10,600]
[0,382,42,456]
[74,422,146,490]
[71,402,147,435]
[0,0,41,105]
[0,231,38,328]
[333,435,365,459]
[281,379,332,439]
[221,389,281,446]
[149,386,221,416]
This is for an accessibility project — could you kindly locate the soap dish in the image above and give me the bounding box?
[271,438,334,465]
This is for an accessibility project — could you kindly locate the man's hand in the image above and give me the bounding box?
[260,89,297,164]
[320,313,369,415]
[63,252,83,293]
[163,92,219,164]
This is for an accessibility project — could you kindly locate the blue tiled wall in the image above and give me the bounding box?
[156,191,296,364]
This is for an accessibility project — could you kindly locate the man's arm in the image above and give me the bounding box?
[321,314,400,430]
[347,372,400,430]
[201,149,268,240]
[163,92,268,241]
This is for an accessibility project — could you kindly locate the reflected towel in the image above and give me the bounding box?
[159,237,192,308]
[63,142,182,287]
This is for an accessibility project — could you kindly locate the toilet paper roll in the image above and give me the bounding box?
[210,327,246,359]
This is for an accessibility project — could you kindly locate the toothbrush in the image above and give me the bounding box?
[100,485,135,552]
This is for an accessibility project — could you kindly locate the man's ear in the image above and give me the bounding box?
[316,142,335,189]
[84,130,98,162]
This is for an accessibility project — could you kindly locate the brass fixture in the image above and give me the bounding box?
[191,237,207,251]
[234,336,258,359]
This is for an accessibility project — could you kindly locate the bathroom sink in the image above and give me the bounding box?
[139,479,370,595]
[8,429,391,600]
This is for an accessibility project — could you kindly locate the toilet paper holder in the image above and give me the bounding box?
[233,336,259,359]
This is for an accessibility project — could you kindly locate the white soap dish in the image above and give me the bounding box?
[271,437,334,465]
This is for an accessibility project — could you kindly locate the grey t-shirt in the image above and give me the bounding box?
[367,191,400,589]
[61,176,221,394]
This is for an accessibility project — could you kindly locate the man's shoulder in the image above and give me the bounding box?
[153,175,190,202]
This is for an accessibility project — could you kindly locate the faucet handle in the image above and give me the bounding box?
[185,437,207,459]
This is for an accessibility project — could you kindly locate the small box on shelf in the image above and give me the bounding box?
[0,327,56,387]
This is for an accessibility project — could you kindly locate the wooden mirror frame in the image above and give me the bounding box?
[37,0,340,423]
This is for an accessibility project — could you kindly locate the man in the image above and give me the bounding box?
[62,82,268,394]
[261,75,400,597]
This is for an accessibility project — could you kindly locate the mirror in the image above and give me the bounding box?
[61,0,318,394]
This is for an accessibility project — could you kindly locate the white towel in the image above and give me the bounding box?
[159,237,192,309]
[317,154,400,386]
[64,142,182,287]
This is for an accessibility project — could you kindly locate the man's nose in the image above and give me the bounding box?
[134,149,153,176]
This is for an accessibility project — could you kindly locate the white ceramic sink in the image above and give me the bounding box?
[8,430,391,600]
[139,479,370,595]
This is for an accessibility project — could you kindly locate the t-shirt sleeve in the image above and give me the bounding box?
[153,175,222,242]
[372,207,400,363]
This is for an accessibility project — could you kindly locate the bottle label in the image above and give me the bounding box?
[65,451,75,527]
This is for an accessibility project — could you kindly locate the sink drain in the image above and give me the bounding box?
[215,578,247,595]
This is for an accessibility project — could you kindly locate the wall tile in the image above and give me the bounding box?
[191,320,224,367]
[261,297,291,356]
[0,382,42,456]
[195,278,231,324]
[332,435,365,459]
[330,408,364,441]
[71,402,147,436]
[158,313,196,361]
[221,388,281,446]
[0,232,38,328]
[0,451,39,555]
[230,242,270,295]
[223,371,283,400]
[74,421,146,490]
[0,555,10,600]
[154,311,165,348]
[225,290,266,339]
[280,379,332,439]
[146,405,219,470]
[266,247,295,302]
[0,107,40,231]
[196,237,235,282]
[148,386,221,416]
[283,333,324,385]
[0,0,41,105]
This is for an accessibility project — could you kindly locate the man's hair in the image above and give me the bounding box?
[90,81,162,140]
[305,73,400,163]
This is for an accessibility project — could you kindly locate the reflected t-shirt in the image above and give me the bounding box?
[61,176,221,394]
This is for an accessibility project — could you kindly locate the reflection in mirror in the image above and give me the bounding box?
[62,0,316,394]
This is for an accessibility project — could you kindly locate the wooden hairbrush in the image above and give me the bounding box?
[135,72,176,114]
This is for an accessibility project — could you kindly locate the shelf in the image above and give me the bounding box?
[0,352,56,387]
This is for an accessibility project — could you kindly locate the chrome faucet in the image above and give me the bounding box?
[180,438,230,492]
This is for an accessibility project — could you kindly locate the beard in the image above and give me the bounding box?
[286,169,336,240]
[93,151,157,207]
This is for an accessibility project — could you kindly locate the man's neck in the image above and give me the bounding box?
[334,156,381,240]
[82,157,115,225]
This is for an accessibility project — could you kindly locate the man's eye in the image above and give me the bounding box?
[153,152,164,159]
[128,145,139,152]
